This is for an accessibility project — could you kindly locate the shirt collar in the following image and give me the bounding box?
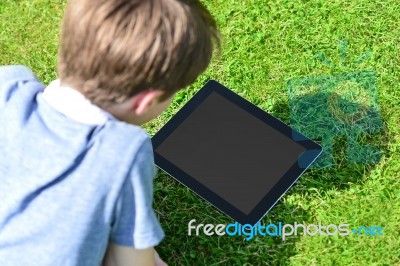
[42,80,113,125]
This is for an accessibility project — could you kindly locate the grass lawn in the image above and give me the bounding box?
[1,0,399,265]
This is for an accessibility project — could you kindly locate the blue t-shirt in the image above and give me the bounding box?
[0,65,164,266]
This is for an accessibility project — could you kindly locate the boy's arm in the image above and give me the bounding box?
[102,242,155,266]
[102,242,168,266]
[107,139,166,266]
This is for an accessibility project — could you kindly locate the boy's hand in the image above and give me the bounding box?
[154,250,168,266]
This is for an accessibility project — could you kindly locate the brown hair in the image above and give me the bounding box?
[58,0,220,106]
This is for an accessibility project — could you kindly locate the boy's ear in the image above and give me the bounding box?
[131,89,164,115]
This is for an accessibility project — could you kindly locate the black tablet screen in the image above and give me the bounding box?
[155,91,306,215]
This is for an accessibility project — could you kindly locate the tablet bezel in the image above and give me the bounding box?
[152,80,322,225]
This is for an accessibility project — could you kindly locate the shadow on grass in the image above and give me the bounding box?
[272,89,389,187]
[153,90,390,265]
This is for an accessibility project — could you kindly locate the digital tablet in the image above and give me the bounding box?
[152,80,322,225]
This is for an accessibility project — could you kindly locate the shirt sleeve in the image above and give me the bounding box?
[110,138,165,249]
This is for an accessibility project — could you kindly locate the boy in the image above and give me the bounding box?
[0,0,219,265]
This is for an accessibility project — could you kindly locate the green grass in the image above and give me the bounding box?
[1,0,399,265]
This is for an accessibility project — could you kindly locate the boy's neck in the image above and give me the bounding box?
[42,80,115,125]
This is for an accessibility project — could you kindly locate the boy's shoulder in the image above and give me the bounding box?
[0,64,155,171]
[0,65,37,83]
[0,65,41,109]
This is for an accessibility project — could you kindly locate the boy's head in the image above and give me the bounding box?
[57,0,220,124]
